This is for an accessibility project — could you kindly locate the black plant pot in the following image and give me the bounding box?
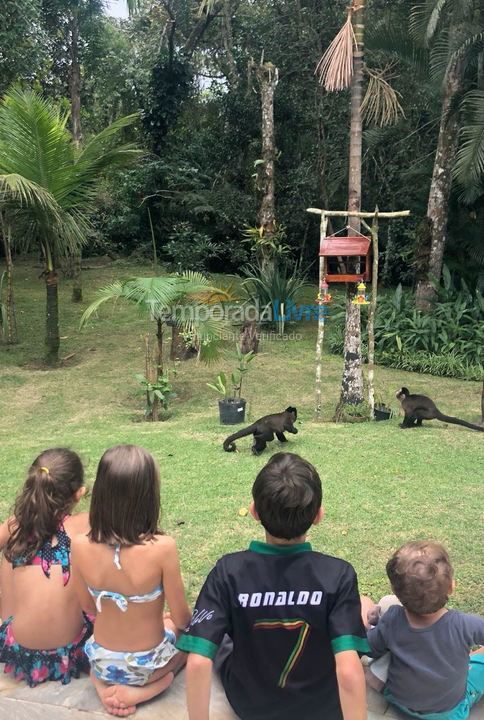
[219,398,246,425]
[374,405,392,421]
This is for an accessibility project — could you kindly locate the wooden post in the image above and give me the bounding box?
[365,209,379,419]
[315,212,328,421]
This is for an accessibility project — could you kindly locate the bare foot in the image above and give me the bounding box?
[91,673,136,716]
[108,671,175,709]
[101,685,137,716]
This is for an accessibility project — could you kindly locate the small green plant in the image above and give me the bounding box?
[242,223,291,261]
[340,401,371,422]
[207,347,257,400]
[135,373,177,418]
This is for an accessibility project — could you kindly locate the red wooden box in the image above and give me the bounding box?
[319,236,371,283]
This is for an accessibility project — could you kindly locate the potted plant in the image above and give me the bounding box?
[374,393,393,421]
[207,348,256,425]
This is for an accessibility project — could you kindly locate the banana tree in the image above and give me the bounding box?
[0,87,140,364]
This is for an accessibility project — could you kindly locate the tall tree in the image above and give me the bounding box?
[254,59,279,273]
[412,0,473,309]
[341,0,365,407]
[0,88,140,364]
[0,0,45,96]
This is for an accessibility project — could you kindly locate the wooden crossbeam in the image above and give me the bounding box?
[307,208,410,218]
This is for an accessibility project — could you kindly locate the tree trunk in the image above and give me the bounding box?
[170,323,198,360]
[156,318,164,377]
[69,3,82,148]
[338,0,365,410]
[415,56,464,310]
[45,270,60,364]
[0,219,18,344]
[69,3,83,303]
[221,0,239,89]
[367,211,379,419]
[71,250,82,303]
[257,61,279,273]
[315,213,328,421]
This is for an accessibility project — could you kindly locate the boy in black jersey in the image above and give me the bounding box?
[177,452,369,720]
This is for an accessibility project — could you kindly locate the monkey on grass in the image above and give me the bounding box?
[223,407,298,454]
[396,387,484,432]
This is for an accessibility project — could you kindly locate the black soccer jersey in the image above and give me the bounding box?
[177,540,370,720]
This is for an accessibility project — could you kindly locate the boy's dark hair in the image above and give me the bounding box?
[386,541,454,614]
[5,448,84,563]
[89,445,161,545]
[252,452,322,540]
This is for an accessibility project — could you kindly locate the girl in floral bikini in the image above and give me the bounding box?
[0,448,91,686]
[72,445,191,717]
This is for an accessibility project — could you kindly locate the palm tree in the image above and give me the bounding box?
[80,271,232,366]
[80,272,232,419]
[0,87,140,364]
[410,0,476,309]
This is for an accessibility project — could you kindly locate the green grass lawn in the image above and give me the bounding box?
[1,259,483,613]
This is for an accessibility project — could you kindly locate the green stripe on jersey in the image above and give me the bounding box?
[249,540,312,555]
[331,635,371,654]
[176,635,219,659]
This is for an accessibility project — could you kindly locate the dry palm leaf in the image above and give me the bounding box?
[361,67,405,126]
[315,8,357,92]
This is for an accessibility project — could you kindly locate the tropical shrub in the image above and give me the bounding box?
[328,280,483,376]
[163,222,219,273]
[242,261,311,333]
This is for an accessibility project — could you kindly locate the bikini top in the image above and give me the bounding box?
[87,543,163,613]
[12,518,71,586]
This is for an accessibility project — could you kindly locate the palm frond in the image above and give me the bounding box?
[362,67,406,126]
[79,281,124,328]
[0,174,59,212]
[315,9,356,92]
[429,31,450,82]
[0,88,140,263]
[366,19,429,75]
[454,90,484,190]
[410,0,450,47]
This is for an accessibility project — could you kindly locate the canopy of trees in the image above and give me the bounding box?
[1,0,484,313]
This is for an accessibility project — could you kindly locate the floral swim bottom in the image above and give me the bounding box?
[0,614,93,687]
[85,629,178,686]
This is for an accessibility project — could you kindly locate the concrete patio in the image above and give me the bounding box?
[1,663,483,720]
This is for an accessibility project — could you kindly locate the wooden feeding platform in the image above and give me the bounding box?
[319,235,371,283]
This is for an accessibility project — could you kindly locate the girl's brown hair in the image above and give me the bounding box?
[5,448,84,563]
[89,445,161,545]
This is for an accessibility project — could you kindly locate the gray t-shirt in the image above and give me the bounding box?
[367,605,484,713]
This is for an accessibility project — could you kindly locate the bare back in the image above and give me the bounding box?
[72,534,190,653]
[1,513,90,649]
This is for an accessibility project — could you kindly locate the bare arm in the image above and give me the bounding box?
[335,650,367,720]
[70,538,97,616]
[186,653,212,720]
[0,516,14,552]
[161,537,191,631]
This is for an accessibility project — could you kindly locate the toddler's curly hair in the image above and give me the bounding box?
[386,541,453,615]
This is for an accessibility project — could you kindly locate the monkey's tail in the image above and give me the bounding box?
[223,425,256,452]
[434,411,484,432]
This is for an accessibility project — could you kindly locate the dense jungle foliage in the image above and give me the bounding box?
[1,0,483,288]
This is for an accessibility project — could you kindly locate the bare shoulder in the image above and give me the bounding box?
[150,534,178,558]
[70,527,92,554]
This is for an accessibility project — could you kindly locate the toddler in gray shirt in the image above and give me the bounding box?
[365,541,484,720]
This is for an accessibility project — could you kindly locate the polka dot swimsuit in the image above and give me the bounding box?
[12,519,71,586]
